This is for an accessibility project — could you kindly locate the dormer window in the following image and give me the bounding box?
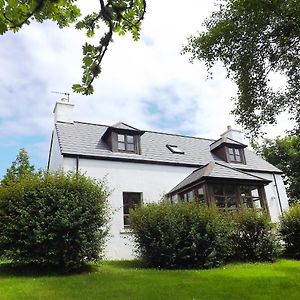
[102,122,145,155]
[118,134,134,152]
[167,144,184,154]
[228,147,242,163]
[210,135,247,164]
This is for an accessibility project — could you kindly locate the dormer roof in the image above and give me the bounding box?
[102,122,145,140]
[210,136,247,151]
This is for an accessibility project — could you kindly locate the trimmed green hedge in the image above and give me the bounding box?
[230,209,280,262]
[130,202,281,269]
[130,203,232,269]
[0,172,109,271]
[280,204,300,259]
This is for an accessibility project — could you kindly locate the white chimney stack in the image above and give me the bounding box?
[53,98,74,123]
[220,125,244,143]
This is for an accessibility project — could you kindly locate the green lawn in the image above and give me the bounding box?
[0,259,299,300]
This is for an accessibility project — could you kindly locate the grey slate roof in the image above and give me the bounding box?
[55,121,282,173]
[169,162,271,194]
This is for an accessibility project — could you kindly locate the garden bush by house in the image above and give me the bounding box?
[0,171,109,271]
[280,203,300,259]
[130,202,233,269]
[130,202,280,269]
[230,209,280,262]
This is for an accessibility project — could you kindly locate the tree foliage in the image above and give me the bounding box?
[254,135,300,204]
[183,0,300,136]
[1,148,35,186]
[0,171,109,272]
[1,0,146,95]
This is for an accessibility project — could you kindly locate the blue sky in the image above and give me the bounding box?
[0,0,291,179]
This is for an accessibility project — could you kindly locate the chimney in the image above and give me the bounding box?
[220,125,244,143]
[53,98,74,123]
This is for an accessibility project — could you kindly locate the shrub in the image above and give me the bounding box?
[280,204,300,259]
[130,202,232,269]
[0,171,109,271]
[230,209,280,262]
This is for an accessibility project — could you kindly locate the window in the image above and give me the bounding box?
[118,134,135,152]
[228,147,242,162]
[166,144,184,154]
[213,184,238,211]
[123,192,142,227]
[240,186,263,210]
[179,185,206,204]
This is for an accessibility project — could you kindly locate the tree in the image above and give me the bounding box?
[253,135,300,204]
[1,148,35,186]
[183,0,300,136]
[0,0,146,95]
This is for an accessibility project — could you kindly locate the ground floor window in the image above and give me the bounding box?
[211,184,266,212]
[177,183,266,213]
[212,184,237,211]
[180,184,206,204]
[123,192,142,227]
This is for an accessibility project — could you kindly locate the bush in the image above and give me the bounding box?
[130,202,232,269]
[280,204,300,259]
[0,171,109,271]
[230,209,280,262]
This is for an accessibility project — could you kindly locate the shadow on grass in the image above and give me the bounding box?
[0,261,98,278]
[103,259,147,270]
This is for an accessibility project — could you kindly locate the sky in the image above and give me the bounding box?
[0,0,293,179]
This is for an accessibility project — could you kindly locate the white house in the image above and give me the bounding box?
[48,100,289,259]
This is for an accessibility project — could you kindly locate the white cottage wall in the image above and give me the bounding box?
[248,172,289,221]
[48,130,64,171]
[62,156,196,259]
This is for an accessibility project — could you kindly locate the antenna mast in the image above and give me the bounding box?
[51,91,70,102]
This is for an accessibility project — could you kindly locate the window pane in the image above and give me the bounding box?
[213,185,223,195]
[227,197,237,209]
[251,187,259,197]
[233,148,240,155]
[118,134,125,142]
[198,187,204,196]
[253,198,262,209]
[123,205,130,214]
[224,185,235,195]
[187,191,193,202]
[123,192,142,227]
[127,135,134,143]
[228,148,234,155]
[167,144,184,154]
[215,196,226,208]
[127,143,134,151]
[124,215,130,226]
[118,142,125,150]
[229,154,235,161]
[242,197,253,208]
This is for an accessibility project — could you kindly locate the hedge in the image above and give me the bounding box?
[280,204,300,259]
[0,171,109,271]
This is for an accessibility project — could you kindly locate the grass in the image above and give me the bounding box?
[0,259,300,300]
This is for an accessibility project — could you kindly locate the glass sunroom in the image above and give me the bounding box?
[168,162,271,213]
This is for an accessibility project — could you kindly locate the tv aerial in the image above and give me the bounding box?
[51,91,70,102]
